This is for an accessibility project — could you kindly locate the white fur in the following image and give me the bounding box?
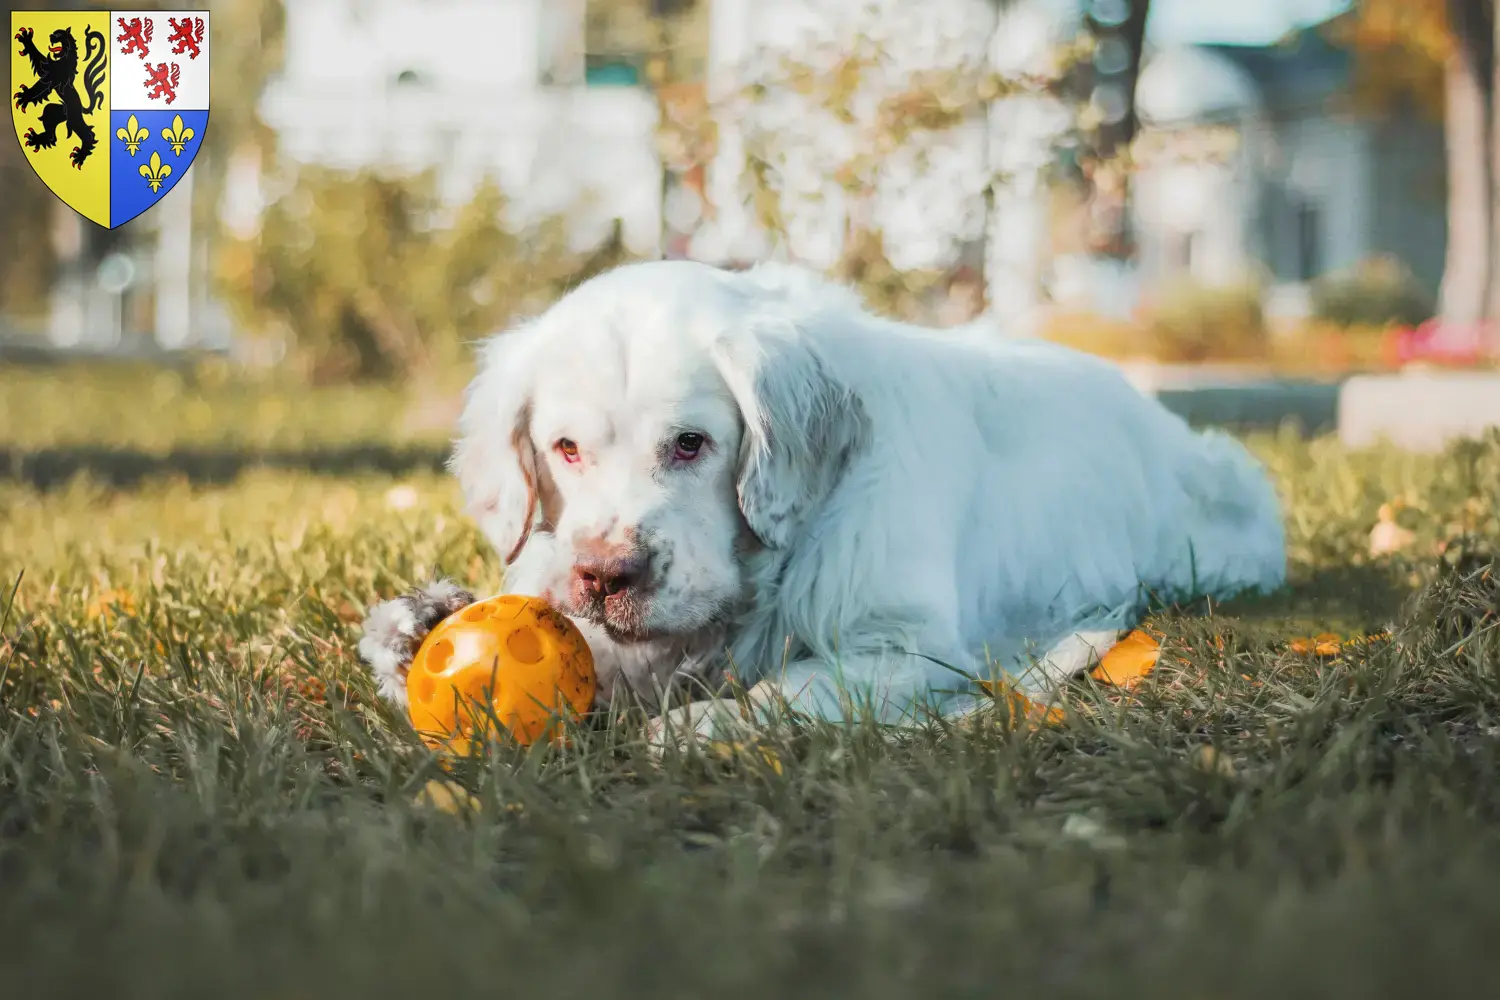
[437,260,1286,743]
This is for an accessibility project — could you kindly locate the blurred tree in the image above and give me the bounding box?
[216,168,596,382]
[0,125,56,325]
[1077,0,1151,259]
[1334,0,1450,117]
[582,0,708,81]
[578,0,713,256]
[1451,0,1494,323]
[721,2,1115,323]
[729,29,999,319]
[1334,0,1492,324]
[194,0,284,233]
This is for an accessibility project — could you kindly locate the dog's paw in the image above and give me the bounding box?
[356,579,475,707]
[644,698,754,758]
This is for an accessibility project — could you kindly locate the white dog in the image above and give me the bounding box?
[360,260,1285,745]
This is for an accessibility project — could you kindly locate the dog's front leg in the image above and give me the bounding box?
[643,652,970,754]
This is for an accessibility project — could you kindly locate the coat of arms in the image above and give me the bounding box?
[11,9,210,228]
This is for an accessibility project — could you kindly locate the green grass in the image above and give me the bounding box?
[3,367,1500,998]
[0,361,462,451]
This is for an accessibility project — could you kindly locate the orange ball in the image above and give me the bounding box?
[406,595,596,750]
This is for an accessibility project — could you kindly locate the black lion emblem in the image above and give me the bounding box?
[12,24,108,169]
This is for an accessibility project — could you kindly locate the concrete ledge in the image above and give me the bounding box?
[1156,382,1341,434]
[1338,372,1500,451]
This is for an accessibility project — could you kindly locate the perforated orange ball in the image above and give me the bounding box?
[406,595,596,750]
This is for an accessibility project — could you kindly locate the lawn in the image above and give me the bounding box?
[2,365,1500,998]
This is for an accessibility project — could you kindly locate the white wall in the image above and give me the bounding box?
[1133,132,1260,288]
[1132,112,1374,293]
[1129,110,1381,295]
[257,0,663,255]
[1277,115,1372,278]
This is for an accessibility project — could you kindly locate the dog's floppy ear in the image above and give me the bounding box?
[714,316,869,549]
[449,322,562,565]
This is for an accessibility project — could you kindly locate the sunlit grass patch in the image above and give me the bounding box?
[1,374,1499,994]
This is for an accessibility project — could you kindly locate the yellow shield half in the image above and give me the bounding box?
[11,10,210,230]
[10,10,111,228]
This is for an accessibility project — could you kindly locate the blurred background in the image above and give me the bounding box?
[2,0,1496,453]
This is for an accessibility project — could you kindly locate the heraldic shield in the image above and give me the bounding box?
[10,9,209,229]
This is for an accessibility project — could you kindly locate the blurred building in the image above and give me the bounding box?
[257,0,664,255]
[1060,16,1446,319]
[1137,24,1445,296]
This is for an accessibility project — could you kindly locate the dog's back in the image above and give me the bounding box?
[780,296,1286,672]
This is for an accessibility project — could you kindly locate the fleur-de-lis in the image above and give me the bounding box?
[139,150,172,192]
[115,114,149,155]
[162,113,194,155]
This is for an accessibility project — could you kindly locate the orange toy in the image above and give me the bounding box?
[406,595,596,751]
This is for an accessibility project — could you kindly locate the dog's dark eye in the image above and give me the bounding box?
[556,438,580,463]
[673,432,706,461]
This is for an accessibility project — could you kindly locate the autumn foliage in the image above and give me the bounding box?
[1329,0,1452,118]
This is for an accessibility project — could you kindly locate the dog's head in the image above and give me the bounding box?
[451,260,869,642]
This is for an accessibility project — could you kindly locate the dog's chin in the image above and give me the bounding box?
[600,620,658,645]
[561,592,659,645]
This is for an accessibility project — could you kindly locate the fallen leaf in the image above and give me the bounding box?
[86,589,136,622]
[1061,813,1126,849]
[414,779,479,814]
[977,680,1066,726]
[1090,629,1160,687]
[1369,505,1415,557]
[1193,745,1236,777]
[1289,632,1343,656]
[710,741,783,774]
[385,484,420,511]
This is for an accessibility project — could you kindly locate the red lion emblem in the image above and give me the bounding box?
[143,62,181,104]
[166,16,204,60]
[115,17,152,60]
